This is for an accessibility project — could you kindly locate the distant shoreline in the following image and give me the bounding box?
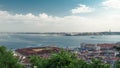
[0,32,120,36]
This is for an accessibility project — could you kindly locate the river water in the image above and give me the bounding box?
[0,34,120,49]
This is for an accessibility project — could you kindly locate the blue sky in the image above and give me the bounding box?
[0,0,120,32]
[0,0,103,16]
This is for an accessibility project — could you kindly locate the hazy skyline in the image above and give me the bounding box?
[0,0,120,32]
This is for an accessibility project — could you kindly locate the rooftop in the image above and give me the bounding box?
[15,46,62,57]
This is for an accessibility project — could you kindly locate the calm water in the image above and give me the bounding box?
[0,34,120,49]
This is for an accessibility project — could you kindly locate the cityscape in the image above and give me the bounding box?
[0,0,120,68]
[13,43,120,68]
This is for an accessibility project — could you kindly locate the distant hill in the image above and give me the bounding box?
[0,32,120,36]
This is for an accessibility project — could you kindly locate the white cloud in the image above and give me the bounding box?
[0,10,120,32]
[102,0,120,9]
[71,4,94,14]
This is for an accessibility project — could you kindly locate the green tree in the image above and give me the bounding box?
[89,59,110,68]
[46,50,76,68]
[30,55,48,68]
[0,46,24,68]
[30,50,110,68]
[114,60,120,68]
[66,59,89,68]
[113,46,120,57]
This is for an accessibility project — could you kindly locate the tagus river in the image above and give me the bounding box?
[0,34,120,49]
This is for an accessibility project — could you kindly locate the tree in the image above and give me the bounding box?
[45,50,76,68]
[114,60,120,68]
[30,50,110,68]
[30,55,48,68]
[0,46,24,68]
[113,46,120,57]
[89,59,110,68]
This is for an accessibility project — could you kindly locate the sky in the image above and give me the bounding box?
[0,0,120,32]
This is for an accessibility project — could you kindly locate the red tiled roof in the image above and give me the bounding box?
[15,47,61,57]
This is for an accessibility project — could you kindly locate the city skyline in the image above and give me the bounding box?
[0,0,120,32]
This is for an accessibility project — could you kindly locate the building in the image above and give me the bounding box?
[14,46,62,67]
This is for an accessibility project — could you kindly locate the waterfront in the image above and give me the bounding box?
[0,34,120,49]
[14,43,120,67]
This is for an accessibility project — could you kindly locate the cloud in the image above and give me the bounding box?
[0,10,120,32]
[102,0,120,9]
[71,4,94,14]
